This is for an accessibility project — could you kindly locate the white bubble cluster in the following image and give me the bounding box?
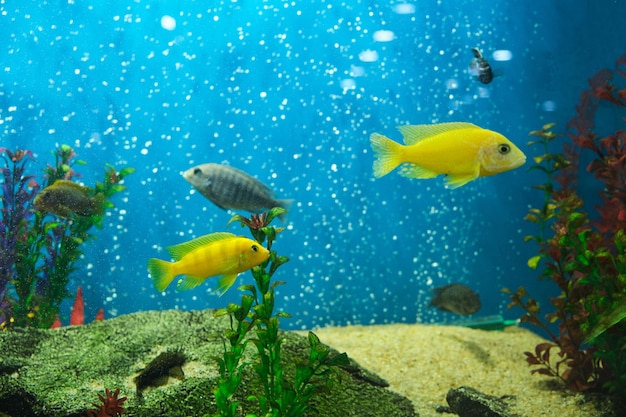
[160,15,176,31]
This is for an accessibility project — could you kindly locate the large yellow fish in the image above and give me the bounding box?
[370,122,526,188]
[147,232,270,295]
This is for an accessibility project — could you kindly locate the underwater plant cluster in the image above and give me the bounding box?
[0,145,133,330]
[211,209,349,417]
[505,54,626,394]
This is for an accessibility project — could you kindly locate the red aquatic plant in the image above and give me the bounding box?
[506,53,626,395]
[70,286,85,325]
[564,55,626,236]
[50,286,106,328]
[86,388,127,417]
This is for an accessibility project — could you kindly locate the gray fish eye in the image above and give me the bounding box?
[193,168,202,175]
[498,144,511,155]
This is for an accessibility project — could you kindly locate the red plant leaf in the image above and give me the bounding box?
[531,368,556,377]
[594,85,615,102]
[524,351,541,365]
[588,68,613,89]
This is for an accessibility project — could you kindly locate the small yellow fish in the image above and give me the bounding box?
[34,179,104,217]
[147,232,270,295]
[370,122,526,188]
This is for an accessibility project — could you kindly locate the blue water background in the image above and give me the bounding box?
[1,0,625,331]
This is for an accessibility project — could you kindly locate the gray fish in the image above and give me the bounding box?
[469,47,494,84]
[183,163,291,214]
[429,283,481,316]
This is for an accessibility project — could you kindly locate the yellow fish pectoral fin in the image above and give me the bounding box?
[176,275,206,291]
[399,163,439,180]
[444,164,481,189]
[216,274,238,296]
[147,258,177,292]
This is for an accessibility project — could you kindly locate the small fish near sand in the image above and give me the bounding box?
[429,283,481,316]
[469,47,494,84]
[147,232,270,295]
[34,179,104,218]
[183,163,291,216]
[370,122,526,188]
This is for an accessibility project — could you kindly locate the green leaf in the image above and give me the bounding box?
[270,280,287,290]
[266,206,288,224]
[226,214,248,228]
[568,212,587,228]
[524,214,540,223]
[119,167,135,178]
[524,235,540,243]
[527,255,543,269]
[308,331,321,348]
[324,352,350,367]
[575,254,590,266]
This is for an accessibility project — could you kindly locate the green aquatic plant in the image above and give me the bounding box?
[211,208,349,417]
[504,121,626,394]
[0,145,134,329]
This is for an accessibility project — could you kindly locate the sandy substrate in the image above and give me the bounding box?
[298,323,609,417]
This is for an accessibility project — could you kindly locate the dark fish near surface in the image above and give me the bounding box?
[469,47,494,84]
[429,283,481,316]
[183,163,291,214]
[34,179,104,218]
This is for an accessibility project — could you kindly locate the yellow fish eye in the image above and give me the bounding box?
[251,244,259,252]
[498,144,511,155]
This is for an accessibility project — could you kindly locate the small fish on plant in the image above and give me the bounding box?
[469,47,494,84]
[183,163,292,216]
[370,122,526,188]
[147,232,270,295]
[429,283,481,316]
[33,179,104,218]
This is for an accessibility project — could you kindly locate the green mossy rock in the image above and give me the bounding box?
[0,309,416,417]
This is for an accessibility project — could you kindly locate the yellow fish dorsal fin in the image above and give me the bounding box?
[398,122,479,145]
[166,232,236,261]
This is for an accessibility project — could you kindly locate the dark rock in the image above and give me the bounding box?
[445,386,518,417]
[0,309,416,417]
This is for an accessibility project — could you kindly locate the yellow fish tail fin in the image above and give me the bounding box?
[370,133,403,178]
[216,273,238,296]
[147,258,176,292]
